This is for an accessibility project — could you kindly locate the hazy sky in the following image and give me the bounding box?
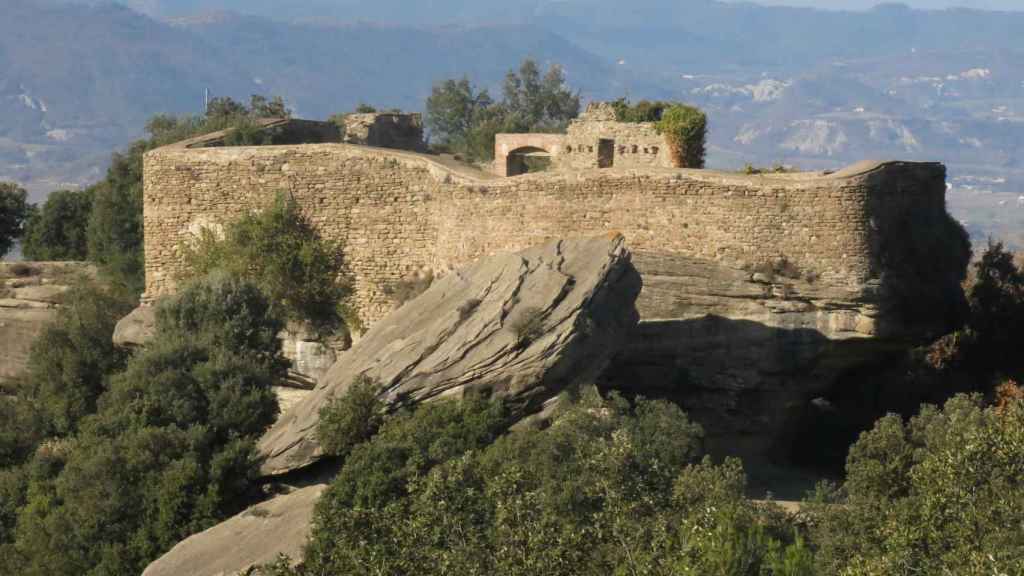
[729,0,1023,9]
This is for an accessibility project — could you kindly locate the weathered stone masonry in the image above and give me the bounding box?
[143,142,945,329]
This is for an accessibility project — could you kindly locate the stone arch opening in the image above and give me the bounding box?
[505,146,553,177]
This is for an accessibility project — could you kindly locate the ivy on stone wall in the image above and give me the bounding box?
[611,99,707,168]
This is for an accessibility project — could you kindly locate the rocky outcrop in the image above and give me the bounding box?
[0,262,96,385]
[604,245,965,462]
[258,234,641,476]
[141,484,327,576]
[112,303,155,348]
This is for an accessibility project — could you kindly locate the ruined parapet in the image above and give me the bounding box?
[493,101,676,176]
[562,102,672,171]
[341,112,425,152]
[171,118,342,149]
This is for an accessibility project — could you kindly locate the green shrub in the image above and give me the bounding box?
[300,387,806,576]
[805,393,1024,575]
[180,193,352,334]
[21,189,93,261]
[14,280,134,440]
[222,117,282,146]
[155,271,289,376]
[611,99,707,168]
[6,275,284,576]
[317,375,384,458]
[0,182,31,258]
[657,104,707,169]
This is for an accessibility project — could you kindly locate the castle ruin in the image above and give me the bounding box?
[140,105,967,458]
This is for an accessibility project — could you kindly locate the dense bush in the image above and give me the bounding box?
[21,189,93,261]
[805,392,1024,575]
[292,387,811,576]
[966,241,1024,370]
[180,193,352,333]
[0,182,31,257]
[0,280,133,465]
[0,274,286,576]
[426,59,580,162]
[918,241,1022,387]
[317,375,384,459]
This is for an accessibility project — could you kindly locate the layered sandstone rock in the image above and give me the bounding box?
[258,234,641,476]
[140,483,327,576]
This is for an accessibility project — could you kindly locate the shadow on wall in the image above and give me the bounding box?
[600,314,922,473]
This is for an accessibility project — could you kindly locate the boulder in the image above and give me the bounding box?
[112,304,156,348]
[141,484,327,576]
[258,234,641,476]
[12,284,68,304]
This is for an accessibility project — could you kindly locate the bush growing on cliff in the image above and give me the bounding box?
[292,387,811,576]
[317,375,384,459]
[611,99,708,168]
[180,193,352,334]
[3,274,285,576]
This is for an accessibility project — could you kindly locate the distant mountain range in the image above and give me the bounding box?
[3,0,1023,246]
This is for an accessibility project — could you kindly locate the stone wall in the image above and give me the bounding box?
[143,142,945,330]
[341,113,425,152]
[494,103,675,175]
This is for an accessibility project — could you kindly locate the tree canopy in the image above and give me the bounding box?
[0,182,31,258]
[425,59,580,162]
[0,274,286,576]
[179,193,353,333]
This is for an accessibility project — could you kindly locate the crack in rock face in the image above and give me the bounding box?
[257,235,642,477]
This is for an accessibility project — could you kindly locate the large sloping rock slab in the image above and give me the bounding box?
[141,484,326,576]
[259,235,641,476]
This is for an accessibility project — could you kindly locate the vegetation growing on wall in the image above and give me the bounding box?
[426,59,580,162]
[179,193,353,334]
[610,99,708,168]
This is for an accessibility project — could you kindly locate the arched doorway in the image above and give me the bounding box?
[505,146,553,176]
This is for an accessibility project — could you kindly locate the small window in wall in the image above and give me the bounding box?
[565,145,573,153]
[598,139,614,169]
[651,146,659,155]
[618,146,626,155]
[631,145,639,154]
